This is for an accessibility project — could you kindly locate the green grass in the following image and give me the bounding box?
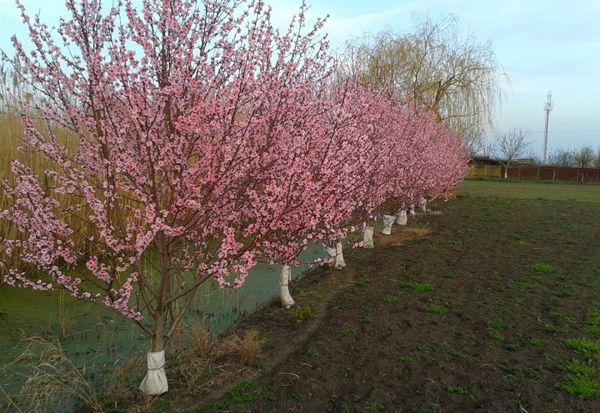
[447,386,468,394]
[366,401,385,412]
[289,306,314,323]
[384,295,401,305]
[564,338,600,361]
[306,349,320,359]
[487,319,509,330]
[560,361,600,400]
[459,180,600,204]
[361,307,374,325]
[406,282,433,293]
[529,338,548,347]
[226,380,276,405]
[338,325,353,337]
[531,263,556,275]
[584,310,600,336]
[400,352,424,364]
[426,304,449,315]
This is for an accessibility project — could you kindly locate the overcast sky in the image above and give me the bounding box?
[2,0,599,157]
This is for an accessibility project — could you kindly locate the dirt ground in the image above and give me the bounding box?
[163,185,600,413]
[69,182,600,413]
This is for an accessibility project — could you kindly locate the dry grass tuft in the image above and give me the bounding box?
[375,227,430,248]
[183,324,219,360]
[223,330,265,365]
[1,336,103,413]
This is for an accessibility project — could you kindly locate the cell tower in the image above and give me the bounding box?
[543,91,553,164]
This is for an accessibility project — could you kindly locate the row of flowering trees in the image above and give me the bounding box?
[0,0,468,394]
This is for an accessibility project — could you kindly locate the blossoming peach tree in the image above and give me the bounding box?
[0,0,468,395]
[0,0,345,394]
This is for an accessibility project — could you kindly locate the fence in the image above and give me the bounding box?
[468,164,600,184]
[467,164,502,179]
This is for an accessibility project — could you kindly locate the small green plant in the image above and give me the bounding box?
[447,386,468,394]
[153,399,173,412]
[515,280,533,291]
[366,400,385,412]
[487,318,509,330]
[531,262,556,275]
[406,282,433,293]
[400,352,424,364]
[306,349,320,359]
[339,324,353,337]
[564,338,600,361]
[207,400,230,410]
[384,295,401,305]
[290,306,314,322]
[426,304,448,315]
[529,338,547,347]
[460,332,476,342]
[355,278,370,288]
[229,380,276,404]
[362,307,374,325]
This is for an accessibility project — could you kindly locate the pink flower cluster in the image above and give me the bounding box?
[0,0,468,322]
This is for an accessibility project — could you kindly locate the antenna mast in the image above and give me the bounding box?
[543,91,553,164]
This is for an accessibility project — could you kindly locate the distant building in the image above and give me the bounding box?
[515,158,535,165]
[470,156,502,166]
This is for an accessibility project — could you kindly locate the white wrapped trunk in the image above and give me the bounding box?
[396,209,408,226]
[419,196,428,213]
[382,214,395,235]
[409,206,416,216]
[335,242,346,268]
[279,265,295,308]
[139,350,168,395]
[363,226,374,248]
[323,242,346,269]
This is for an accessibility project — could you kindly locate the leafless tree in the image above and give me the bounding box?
[594,146,600,168]
[462,124,486,156]
[573,146,594,168]
[547,148,574,167]
[495,128,530,179]
[341,15,507,145]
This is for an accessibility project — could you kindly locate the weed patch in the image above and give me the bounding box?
[447,386,468,394]
[384,295,401,305]
[406,282,433,293]
[564,339,600,361]
[560,361,600,400]
[584,310,600,336]
[289,306,314,323]
[426,304,448,315]
[531,263,556,275]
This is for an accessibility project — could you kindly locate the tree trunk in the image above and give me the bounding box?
[382,214,395,235]
[504,164,508,179]
[363,226,374,248]
[279,265,295,308]
[335,242,346,268]
[323,242,346,269]
[419,196,427,213]
[139,311,169,395]
[396,209,408,226]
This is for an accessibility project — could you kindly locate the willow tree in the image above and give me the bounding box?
[342,15,506,145]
